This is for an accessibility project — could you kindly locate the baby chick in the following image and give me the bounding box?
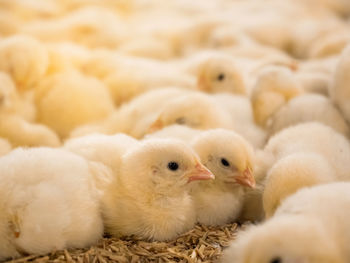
[190,129,256,225]
[196,57,246,95]
[222,182,350,263]
[101,138,215,241]
[0,147,105,260]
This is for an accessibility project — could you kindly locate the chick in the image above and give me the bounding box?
[222,182,350,263]
[101,139,215,241]
[35,71,115,138]
[251,66,304,127]
[0,147,105,260]
[331,45,350,123]
[196,57,246,95]
[190,129,256,225]
[64,133,138,173]
[269,94,349,137]
[262,153,334,218]
[0,35,49,91]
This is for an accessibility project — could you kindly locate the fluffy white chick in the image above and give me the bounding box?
[251,66,304,127]
[222,182,350,263]
[35,71,115,138]
[0,35,49,91]
[331,45,350,123]
[196,57,246,95]
[190,129,256,225]
[262,153,334,218]
[240,122,350,222]
[101,139,215,241]
[269,94,349,137]
[0,72,60,147]
[64,133,138,174]
[0,147,105,260]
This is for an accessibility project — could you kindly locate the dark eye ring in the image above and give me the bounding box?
[217,73,225,81]
[168,162,179,171]
[221,158,230,167]
[270,257,282,263]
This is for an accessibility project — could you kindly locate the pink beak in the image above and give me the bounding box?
[187,163,215,183]
[235,167,256,188]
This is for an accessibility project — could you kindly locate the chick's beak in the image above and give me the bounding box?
[187,163,215,183]
[235,167,255,188]
[148,118,163,134]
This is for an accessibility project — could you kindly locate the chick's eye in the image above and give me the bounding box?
[270,257,282,263]
[168,162,179,171]
[221,158,230,167]
[175,117,186,125]
[217,73,225,81]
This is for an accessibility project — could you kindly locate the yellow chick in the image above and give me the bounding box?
[190,129,256,225]
[35,71,115,138]
[0,147,105,260]
[222,182,350,263]
[263,153,334,218]
[0,35,49,91]
[101,139,215,241]
[331,45,350,123]
[251,66,304,127]
[196,57,246,95]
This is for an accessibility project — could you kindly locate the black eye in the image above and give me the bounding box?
[221,158,230,167]
[168,162,179,171]
[270,257,282,263]
[175,117,186,125]
[217,73,225,81]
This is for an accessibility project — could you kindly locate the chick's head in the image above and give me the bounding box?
[120,139,214,195]
[148,94,232,134]
[191,129,255,189]
[223,216,345,263]
[197,58,246,95]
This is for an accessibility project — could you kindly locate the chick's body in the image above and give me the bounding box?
[0,148,104,260]
[102,139,214,241]
[223,182,350,263]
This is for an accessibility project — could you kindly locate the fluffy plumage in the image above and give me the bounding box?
[101,139,214,241]
[222,182,350,263]
[0,147,105,260]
